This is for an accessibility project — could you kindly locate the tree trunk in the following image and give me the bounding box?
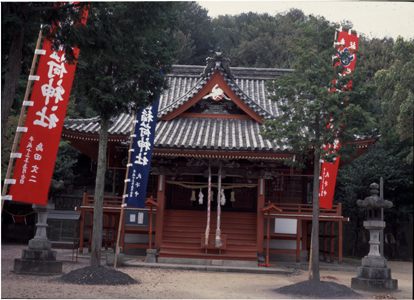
[312,152,320,281]
[1,28,25,144]
[90,117,109,268]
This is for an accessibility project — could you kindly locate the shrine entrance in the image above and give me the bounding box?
[165,175,257,213]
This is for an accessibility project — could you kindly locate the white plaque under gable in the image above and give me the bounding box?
[274,218,297,234]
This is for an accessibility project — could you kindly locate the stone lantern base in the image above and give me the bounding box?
[13,249,63,275]
[351,266,398,291]
[13,201,63,275]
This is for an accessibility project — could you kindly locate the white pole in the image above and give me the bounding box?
[204,161,211,246]
[215,161,222,247]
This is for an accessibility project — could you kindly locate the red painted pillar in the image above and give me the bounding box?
[302,220,308,259]
[257,177,265,253]
[79,209,85,253]
[339,220,343,264]
[330,221,335,261]
[296,218,301,263]
[155,172,165,249]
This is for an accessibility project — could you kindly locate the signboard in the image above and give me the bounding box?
[125,210,147,226]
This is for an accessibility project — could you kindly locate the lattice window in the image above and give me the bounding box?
[146,174,158,197]
[265,170,302,203]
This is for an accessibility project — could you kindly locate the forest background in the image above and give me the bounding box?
[2,2,412,261]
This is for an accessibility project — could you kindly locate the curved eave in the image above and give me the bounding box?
[61,129,127,142]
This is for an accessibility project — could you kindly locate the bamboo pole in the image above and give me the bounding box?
[1,28,44,212]
[114,112,137,268]
[204,161,211,246]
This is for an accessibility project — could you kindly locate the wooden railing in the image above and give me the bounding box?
[82,193,123,207]
[266,202,342,216]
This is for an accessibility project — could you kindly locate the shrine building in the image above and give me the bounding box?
[62,51,376,266]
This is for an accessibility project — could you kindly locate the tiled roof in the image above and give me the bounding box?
[63,61,294,151]
[63,114,289,152]
[158,65,293,120]
[154,117,287,152]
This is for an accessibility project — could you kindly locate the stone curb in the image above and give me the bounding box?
[122,260,293,275]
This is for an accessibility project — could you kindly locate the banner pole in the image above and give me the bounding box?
[1,27,43,212]
[114,111,137,268]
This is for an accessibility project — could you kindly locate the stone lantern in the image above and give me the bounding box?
[13,180,64,275]
[351,183,397,291]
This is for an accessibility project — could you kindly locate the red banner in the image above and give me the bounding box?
[8,8,88,205]
[319,29,359,209]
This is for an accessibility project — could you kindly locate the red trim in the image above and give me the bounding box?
[179,113,252,120]
[159,69,264,124]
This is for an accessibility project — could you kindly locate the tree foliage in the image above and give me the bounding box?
[211,9,305,68]
[261,18,375,280]
[1,2,89,143]
[69,2,180,268]
[335,137,413,258]
[375,37,414,164]
[175,1,213,65]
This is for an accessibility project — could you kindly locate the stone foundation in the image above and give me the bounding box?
[13,249,62,275]
[351,266,398,291]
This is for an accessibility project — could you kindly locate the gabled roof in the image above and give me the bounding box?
[157,58,294,121]
[63,52,295,152]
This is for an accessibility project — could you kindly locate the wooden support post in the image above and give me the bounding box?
[330,222,335,262]
[324,221,328,261]
[338,220,343,264]
[259,210,275,267]
[79,210,85,253]
[104,214,109,249]
[88,212,93,252]
[302,220,308,259]
[149,203,153,249]
[308,225,313,280]
[257,177,265,253]
[155,173,165,249]
[296,218,301,263]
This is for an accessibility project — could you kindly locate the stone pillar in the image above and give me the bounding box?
[351,183,397,292]
[13,180,63,275]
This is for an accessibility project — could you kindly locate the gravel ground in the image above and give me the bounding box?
[1,244,412,299]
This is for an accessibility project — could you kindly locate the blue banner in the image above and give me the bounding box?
[125,100,159,208]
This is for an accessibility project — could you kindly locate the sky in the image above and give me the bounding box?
[197,1,414,41]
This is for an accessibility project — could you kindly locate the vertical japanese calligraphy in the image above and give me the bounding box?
[126,101,160,208]
[8,8,89,205]
[319,29,359,210]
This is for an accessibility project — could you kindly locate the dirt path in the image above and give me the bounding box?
[1,244,412,299]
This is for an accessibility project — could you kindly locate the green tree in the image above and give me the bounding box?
[176,1,213,65]
[261,18,374,281]
[211,9,305,68]
[1,2,88,143]
[375,37,414,164]
[335,137,413,258]
[52,140,80,193]
[72,2,180,268]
